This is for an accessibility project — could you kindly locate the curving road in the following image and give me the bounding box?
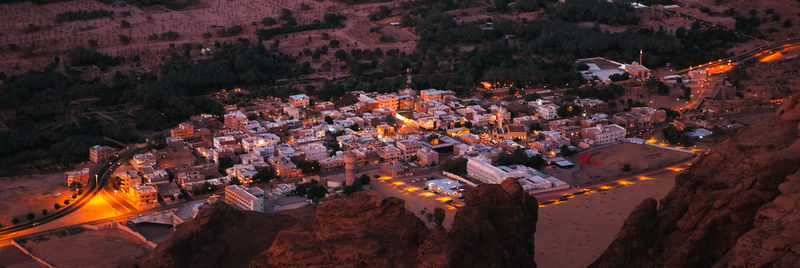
[676,38,800,74]
[0,144,146,239]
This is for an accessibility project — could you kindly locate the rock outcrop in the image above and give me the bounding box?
[138,178,537,268]
[591,96,800,267]
[137,202,315,268]
[253,191,429,267]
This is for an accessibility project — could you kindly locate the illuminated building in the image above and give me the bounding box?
[65,168,90,187]
[420,89,452,103]
[89,145,115,163]
[417,147,439,166]
[129,184,159,208]
[376,94,399,110]
[378,145,402,162]
[377,124,396,139]
[447,127,470,137]
[536,104,559,120]
[223,111,248,129]
[288,94,310,107]
[170,122,195,138]
[224,184,265,212]
[396,140,421,159]
[426,179,463,197]
[581,124,626,145]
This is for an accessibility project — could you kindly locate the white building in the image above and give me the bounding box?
[467,157,510,184]
[284,105,301,119]
[581,124,626,145]
[224,184,265,212]
[296,142,328,161]
[224,111,248,129]
[89,145,115,163]
[376,94,399,110]
[288,94,310,107]
[241,135,280,151]
[420,89,451,103]
[417,147,439,166]
[537,104,559,120]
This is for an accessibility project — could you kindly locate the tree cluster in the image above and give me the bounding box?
[255,13,347,40]
[55,9,113,23]
[496,149,546,169]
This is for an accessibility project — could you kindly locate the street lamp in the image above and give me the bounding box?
[95,174,98,188]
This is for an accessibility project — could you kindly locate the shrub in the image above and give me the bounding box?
[27,213,35,220]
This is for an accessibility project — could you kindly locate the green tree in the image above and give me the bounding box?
[440,157,468,175]
[217,156,235,174]
[358,174,371,185]
[334,49,348,61]
[324,116,334,125]
[27,213,35,220]
[297,160,321,175]
[560,145,576,157]
[41,209,48,215]
[253,167,277,183]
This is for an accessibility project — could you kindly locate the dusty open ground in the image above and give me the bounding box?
[19,227,151,268]
[544,143,692,186]
[535,169,677,268]
[0,173,71,226]
[0,244,48,268]
[366,170,460,229]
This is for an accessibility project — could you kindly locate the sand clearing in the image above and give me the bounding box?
[0,173,70,225]
[20,228,151,268]
[546,143,691,186]
[535,169,677,268]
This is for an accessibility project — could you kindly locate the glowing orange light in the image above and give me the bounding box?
[377,176,392,181]
[598,185,613,190]
[638,176,653,181]
[706,64,734,74]
[667,167,685,172]
[436,196,452,202]
[420,192,436,197]
[481,81,492,89]
[391,181,406,186]
[403,187,419,192]
[618,180,634,186]
[758,51,782,62]
[646,138,658,144]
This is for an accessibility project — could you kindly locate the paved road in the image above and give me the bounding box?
[0,144,146,240]
[676,39,800,74]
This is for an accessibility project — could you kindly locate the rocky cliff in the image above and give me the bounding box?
[591,96,800,267]
[138,178,537,268]
[137,202,315,268]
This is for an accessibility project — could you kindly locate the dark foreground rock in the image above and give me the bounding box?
[591,96,800,267]
[138,178,538,268]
